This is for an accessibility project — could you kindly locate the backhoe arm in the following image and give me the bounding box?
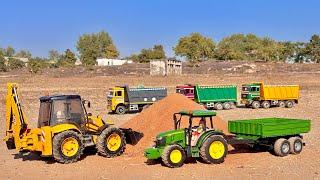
[4,83,29,149]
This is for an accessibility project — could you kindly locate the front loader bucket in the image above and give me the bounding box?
[120,128,143,145]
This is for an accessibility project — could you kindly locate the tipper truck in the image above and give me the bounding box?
[107,86,167,114]
[144,110,311,168]
[176,85,237,110]
[241,82,299,109]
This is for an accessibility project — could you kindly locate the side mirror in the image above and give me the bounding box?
[87,101,91,108]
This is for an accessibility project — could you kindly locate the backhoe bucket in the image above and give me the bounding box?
[120,128,143,145]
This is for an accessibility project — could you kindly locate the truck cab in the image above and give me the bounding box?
[107,87,125,112]
[176,85,195,100]
[241,83,261,104]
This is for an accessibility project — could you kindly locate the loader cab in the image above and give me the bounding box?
[241,83,261,100]
[38,95,86,128]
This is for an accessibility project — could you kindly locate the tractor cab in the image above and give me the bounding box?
[38,95,89,129]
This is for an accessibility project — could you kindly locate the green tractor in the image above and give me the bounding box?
[144,110,228,168]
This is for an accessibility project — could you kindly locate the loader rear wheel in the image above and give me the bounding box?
[274,138,290,157]
[161,145,186,168]
[53,131,84,164]
[97,127,126,157]
[115,105,126,114]
[214,103,223,110]
[288,137,303,154]
[200,135,228,164]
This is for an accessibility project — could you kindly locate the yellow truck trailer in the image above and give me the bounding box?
[241,82,299,109]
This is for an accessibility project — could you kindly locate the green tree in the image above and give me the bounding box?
[8,58,25,69]
[15,50,32,59]
[173,33,215,62]
[306,34,320,63]
[58,49,77,67]
[77,31,119,66]
[5,46,15,57]
[48,49,60,62]
[129,45,166,63]
[0,51,7,72]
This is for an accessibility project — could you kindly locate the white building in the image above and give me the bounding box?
[150,59,182,76]
[96,58,133,66]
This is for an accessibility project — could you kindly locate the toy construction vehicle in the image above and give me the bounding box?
[144,110,310,168]
[4,83,136,163]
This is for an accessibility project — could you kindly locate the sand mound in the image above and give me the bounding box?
[121,93,228,157]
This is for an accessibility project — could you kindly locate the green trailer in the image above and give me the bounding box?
[194,85,237,110]
[228,118,311,156]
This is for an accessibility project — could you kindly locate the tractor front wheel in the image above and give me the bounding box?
[161,145,186,168]
[200,135,228,164]
[52,130,84,164]
[97,127,126,157]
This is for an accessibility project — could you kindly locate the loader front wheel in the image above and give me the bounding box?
[53,131,84,164]
[97,127,126,157]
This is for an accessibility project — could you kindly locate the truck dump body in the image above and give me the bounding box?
[228,118,310,139]
[261,85,299,101]
[195,85,237,103]
[126,87,167,104]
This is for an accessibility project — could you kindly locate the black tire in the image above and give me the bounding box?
[288,137,303,154]
[223,102,231,110]
[115,105,126,115]
[200,135,228,164]
[97,127,126,157]
[214,103,223,110]
[161,145,186,168]
[278,101,285,108]
[273,138,290,157]
[52,131,84,164]
[285,101,294,108]
[261,101,271,109]
[251,101,260,109]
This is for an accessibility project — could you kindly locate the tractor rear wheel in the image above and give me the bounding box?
[97,127,126,157]
[288,137,303,154]
[274,138,290,157]
[214,103,223,110]
[52,130,84,164]
[115,105,126,114]
[200,135,228,164]
[161,145,186,168]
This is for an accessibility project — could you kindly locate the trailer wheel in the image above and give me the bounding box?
[261,101,271,109]
[251,101,260,109]
[214,103,223,110]
[274,138,290,157]
[223,102,231,110]
[115,105,126,114]
[285,101,294,108]
[278,101,286,108]
[288,137,303,154]
[200,135,228,164]
[161,145,186,168]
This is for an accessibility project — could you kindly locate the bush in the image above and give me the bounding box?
[0,54,7,72]
[28,58,50,73]
[8,58,25,69]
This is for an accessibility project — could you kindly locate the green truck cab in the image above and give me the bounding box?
[144,110,228,168]
[144,110,311,168]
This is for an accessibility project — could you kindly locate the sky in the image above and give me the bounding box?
[1,0,319,58]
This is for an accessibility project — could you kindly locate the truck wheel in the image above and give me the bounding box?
[251,101,260,109]
[200,135,228,164]
[285,101,294,108]
[161,145,186,168]
[97,127,126,157]
[274,138,290,157]
[278,101,285,108]
[288,137,303,154]
[223,102,231,110]
[214,103,223,110]
[115,105,126,114]
[53,130,84,164]
[261,101,271,109]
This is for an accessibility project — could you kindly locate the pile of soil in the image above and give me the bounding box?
[121,93,228,157]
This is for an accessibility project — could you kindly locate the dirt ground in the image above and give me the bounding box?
[0,64,319,179]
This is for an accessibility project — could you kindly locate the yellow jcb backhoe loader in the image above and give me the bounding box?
[4,83,138,163]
